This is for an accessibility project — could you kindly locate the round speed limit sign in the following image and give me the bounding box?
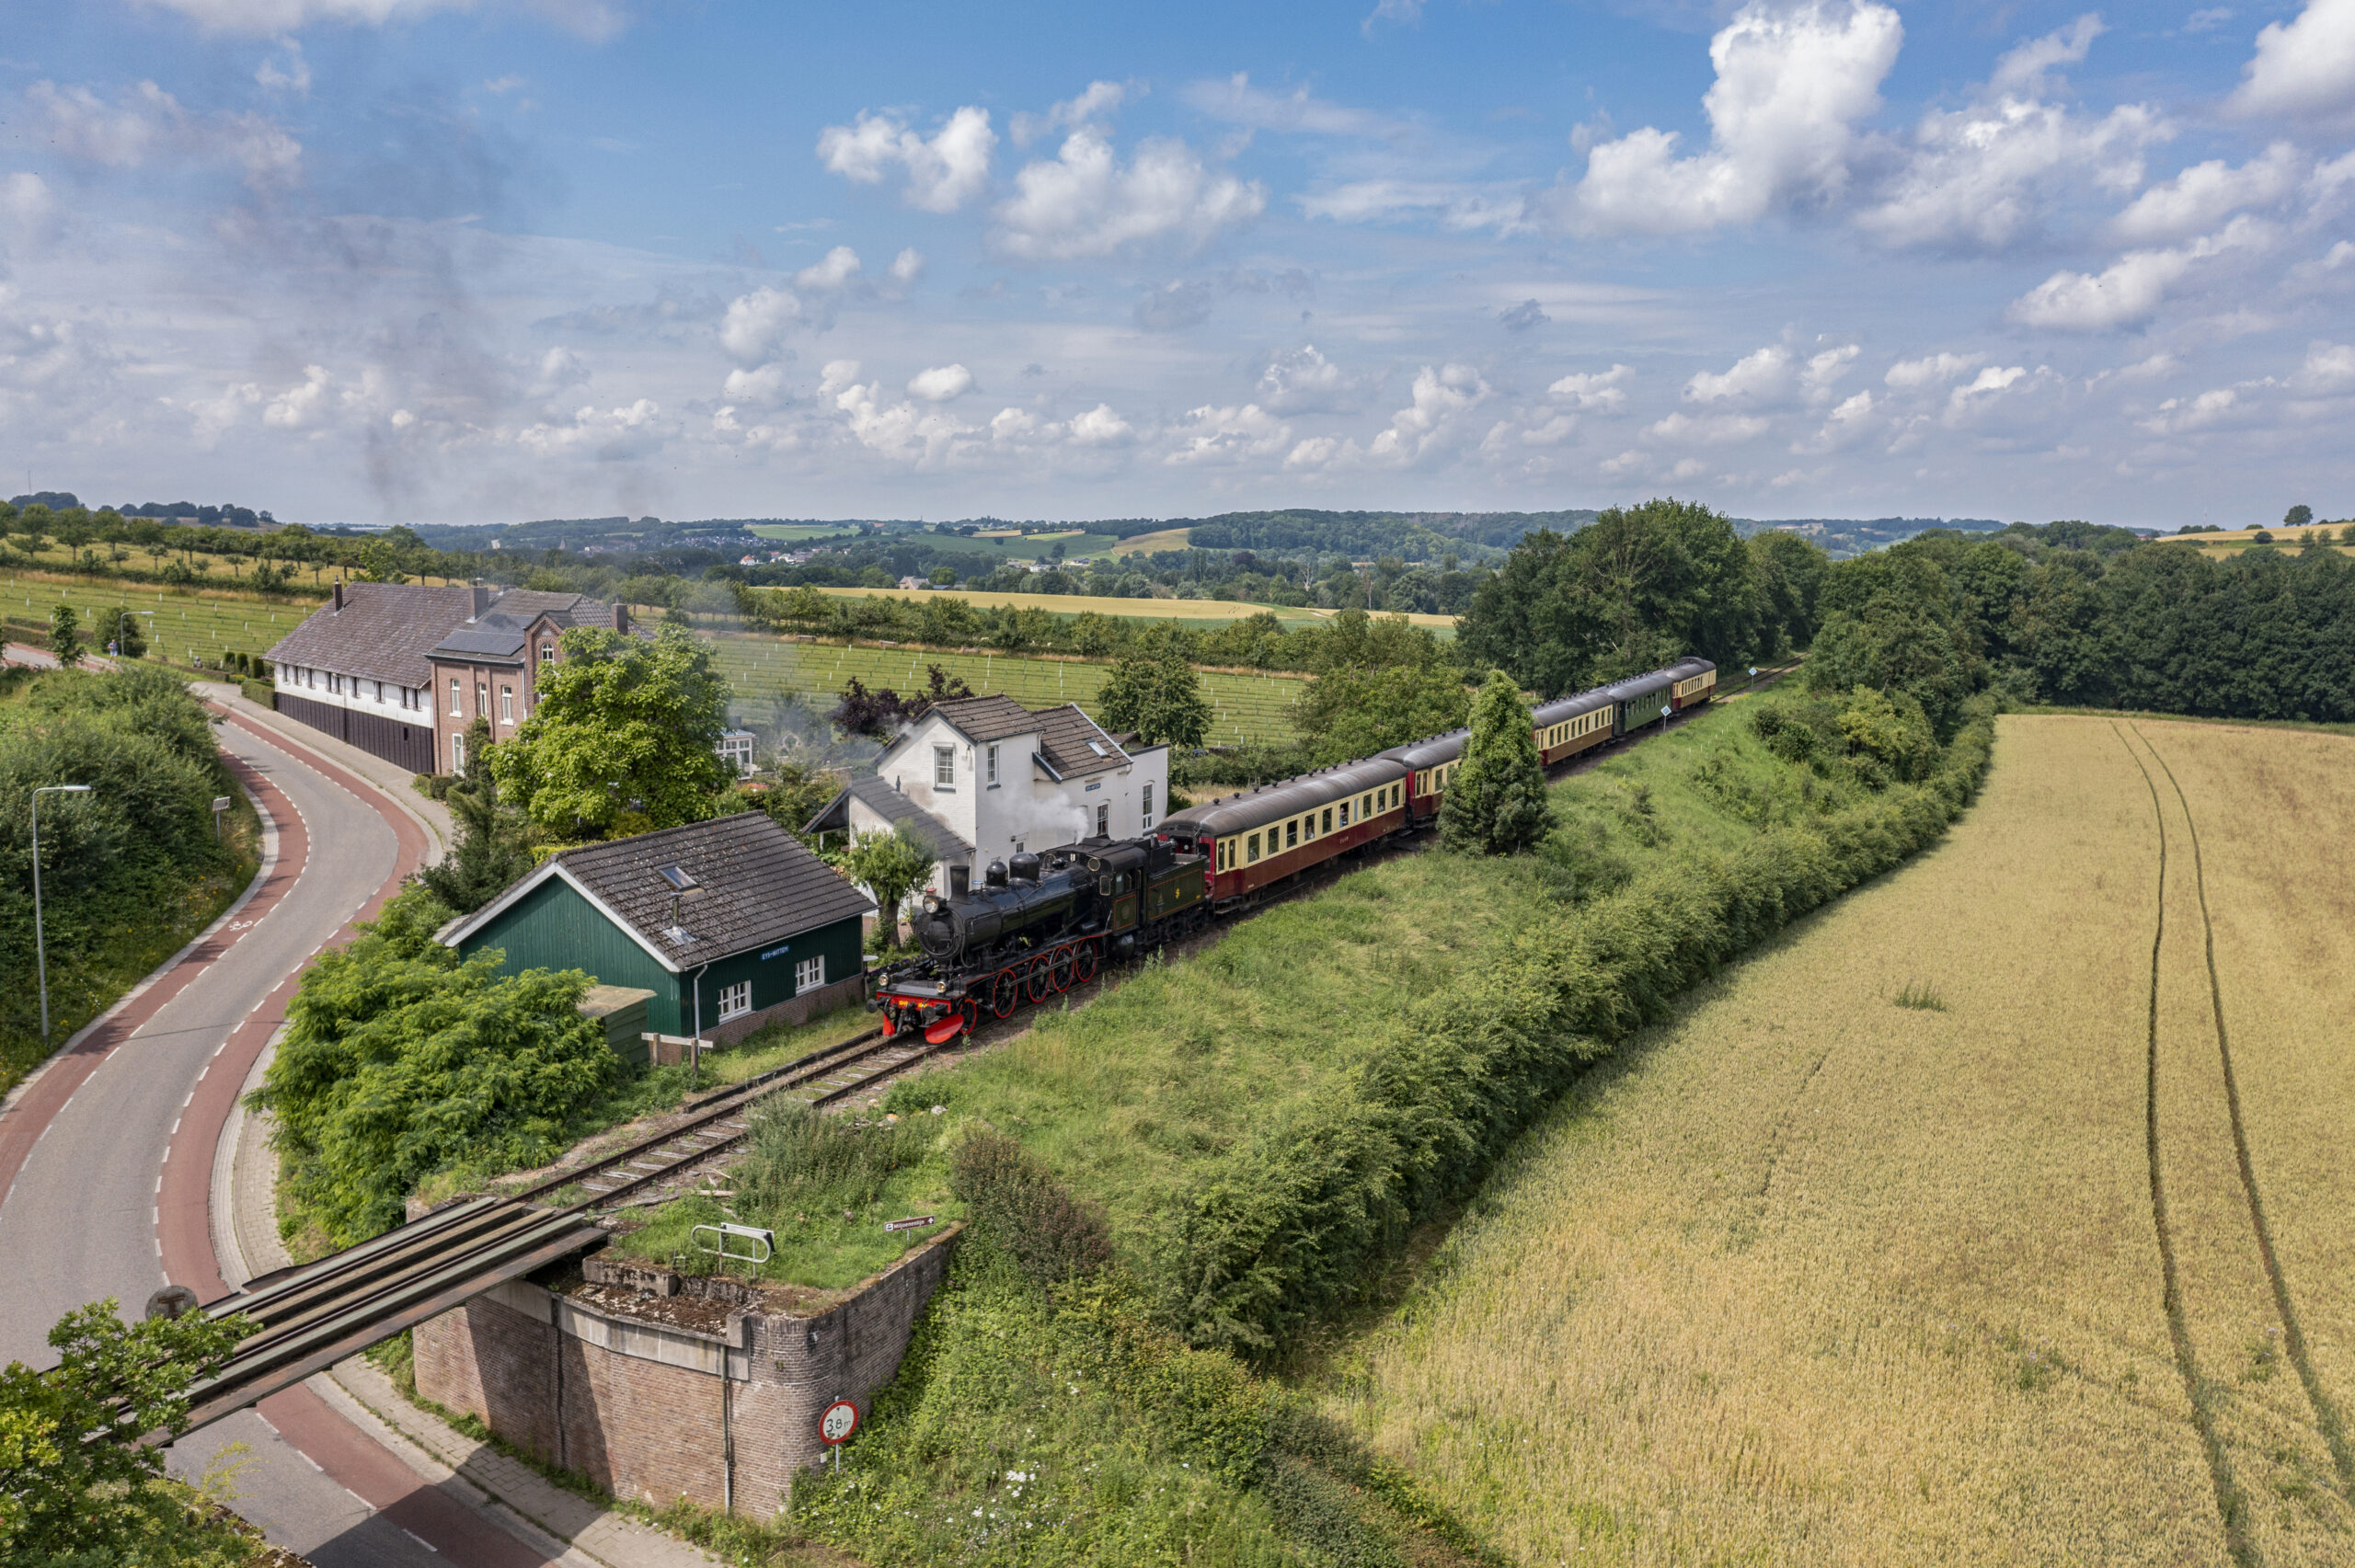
[818,1398,860,1446]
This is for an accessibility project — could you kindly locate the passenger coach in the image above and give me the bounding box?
[1157,757,1407,910]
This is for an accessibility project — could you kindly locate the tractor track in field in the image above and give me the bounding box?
[2133,724,2355,1506]
[2115,721,2258,1566]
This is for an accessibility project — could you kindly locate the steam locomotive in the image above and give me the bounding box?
[871,656,1717,1044]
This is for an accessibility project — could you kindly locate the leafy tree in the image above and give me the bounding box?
[1097,626,1211,750]
[1747,528,1832,656]
[1457,498,1763,698]
[829,665,974,740]
[46,603,81,669]
[93,606,146,660]
[2285,504,2314,530]
[758,761,844,844]
[252,885,615,1242]
[0,1299,256,1561]
[842,824,936,948]
[421,722,537,914]
[1290,610,1468,764]
[490,624,732,840]
[1440,670,1554,855]
[1805,549,1976,737]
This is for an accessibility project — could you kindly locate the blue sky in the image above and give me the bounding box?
[2,1,2350,527]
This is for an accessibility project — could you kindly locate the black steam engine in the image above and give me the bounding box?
[874,837,1210,1043]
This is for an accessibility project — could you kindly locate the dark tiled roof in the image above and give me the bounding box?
[925,694,1036,744]
[1030,703,1129,778]
[805,775,971,862]
[555,811,874,967]
[264,583,478,688]
[492,589,594,624]
[923,693,1129,779]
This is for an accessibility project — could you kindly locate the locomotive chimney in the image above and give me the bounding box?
[949,864,971,898]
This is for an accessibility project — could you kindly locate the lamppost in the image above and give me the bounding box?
[30,784,94,1045]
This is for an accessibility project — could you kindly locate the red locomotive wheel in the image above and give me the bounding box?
[1072,942,1099,985]
[991,968,1019,1019]
[1050,945,1075,992]
[1026,955,1054,1003]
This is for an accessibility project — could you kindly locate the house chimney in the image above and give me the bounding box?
[611,603,631,635]
[332,582,343,612]
[470,583,492,620]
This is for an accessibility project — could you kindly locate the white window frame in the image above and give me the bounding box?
[1096,803,1109,838]
[448,678,462,716]
[935,745,956,789]
[986,742,1000,786]
[795,954,825,993]
[718,979,752,1022]
[500,684,515,724]
[1141,782,1154,830]
[451,732,467,773]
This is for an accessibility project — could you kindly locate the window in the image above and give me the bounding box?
[500,685,514,724]
[1095,803,1109,838]
[539,643,554,664]
[718,980,752,1022]
[1247,831,1261,864]
[1141,782,1153,829]
[1338,801,1350,827]
[1285,819,1298,849]
[1322,808,1333,834]
[935,745,955,788]
[795,954,826,993]
[449,678,461,716]
[476,681,488,715]
[986,742,1000,785]
[451,732,467,773]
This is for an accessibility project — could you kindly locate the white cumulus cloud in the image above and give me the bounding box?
[907,363,973,402]
[2108,143,2300,246]
[817,106,996,213]
[1166,402,1291,464]
[718,287,802,365]
[793,246,863,291]
[1011,80,1135,146]
[2228,0,2355,121]
[1547,364,1631,410]
[993,128,1266,259]
[1562,1,1902,235]
[1685,345,1791,403]
[1885,351,1982,388]
[1369,363,1488,463]
[2008,215,2270,330]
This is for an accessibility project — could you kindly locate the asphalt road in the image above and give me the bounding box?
[0,704,553,1567]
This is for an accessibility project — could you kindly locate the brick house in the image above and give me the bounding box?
[264,582,637,775]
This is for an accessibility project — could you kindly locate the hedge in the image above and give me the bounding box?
[1153,699,1998,1354]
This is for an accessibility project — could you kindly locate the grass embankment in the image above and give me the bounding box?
[779,689,1994,1563]
[0,666,262,1097]
[1322,715,2355,1564]
[707,632,1311,746]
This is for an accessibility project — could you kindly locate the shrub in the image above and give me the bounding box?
[740,1100,934,1216]
[950,1129,1113,1287]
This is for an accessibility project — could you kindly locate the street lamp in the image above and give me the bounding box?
[30,784,93,1046]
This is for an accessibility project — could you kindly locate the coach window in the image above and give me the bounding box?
[1338,801,1350,828]
[935,745,956,789]
[1286,819,1298,849]
[1322,807,1333,834]
[1247,832,1261,864]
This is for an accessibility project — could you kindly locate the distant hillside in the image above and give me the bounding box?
[1733,515,2005,558]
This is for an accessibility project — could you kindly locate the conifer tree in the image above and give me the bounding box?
[1440,669,1554,855]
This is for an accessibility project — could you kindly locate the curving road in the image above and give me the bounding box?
[0,705,553,1567]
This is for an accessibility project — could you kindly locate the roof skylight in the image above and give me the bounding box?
[657,864,698,891]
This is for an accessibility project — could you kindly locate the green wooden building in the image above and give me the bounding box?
[440,811,875,1050]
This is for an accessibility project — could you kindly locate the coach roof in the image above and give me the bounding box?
[1156,755,1405,839]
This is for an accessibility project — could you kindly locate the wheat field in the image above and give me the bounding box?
[1325,715,2355,1565]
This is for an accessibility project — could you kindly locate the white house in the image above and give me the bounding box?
[805,694,1169,899]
